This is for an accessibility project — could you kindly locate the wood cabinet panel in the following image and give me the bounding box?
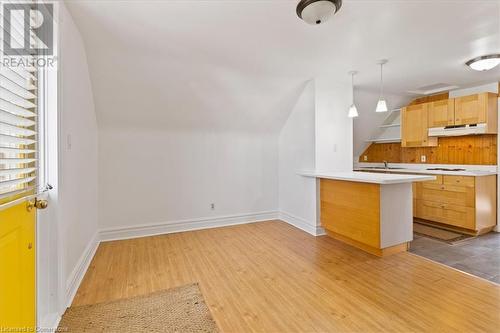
[428,99,455,128]
[401,104,438,147]
[416,183,475,207]
[415,200,475,229]
[455,94,486,125]
[454,93,497,133]
[413,175,496,233]
[320,179,380,248]
[475,175,497,231]
[424,175,443,185]
[443,175,475,188]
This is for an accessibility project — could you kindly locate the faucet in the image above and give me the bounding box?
[383,160,388,169]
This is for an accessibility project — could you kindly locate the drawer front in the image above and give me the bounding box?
[417,184,475,207]
[443,175,474,187]
[421,182,467,191]
[423,175,443,185]
[415,200,475,230]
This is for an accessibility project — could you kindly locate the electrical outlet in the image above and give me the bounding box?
[363,155,368,161]
[210,203,215,210]
[421,155,426,163]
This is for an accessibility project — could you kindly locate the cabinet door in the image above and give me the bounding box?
[401,104,437,147]
[454,93,487,125]
[428,99,455,128]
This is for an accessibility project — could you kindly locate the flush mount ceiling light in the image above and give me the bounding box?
[466,54,500,71]
[375,59,388,113]
[348,71,359,118]
[296,0,342,25]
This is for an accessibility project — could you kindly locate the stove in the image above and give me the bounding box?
[426,168,466,172]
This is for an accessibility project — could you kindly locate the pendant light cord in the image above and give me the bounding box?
[351,72,355,105]
[379,63,384,98]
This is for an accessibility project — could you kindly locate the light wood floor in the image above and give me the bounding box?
[74,220,500,332]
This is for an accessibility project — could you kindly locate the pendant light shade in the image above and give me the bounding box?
[296,0,343,25]
[375,59,388,113]
[348,71,359,118]
[348,104,359,118]
[376,99,388,113]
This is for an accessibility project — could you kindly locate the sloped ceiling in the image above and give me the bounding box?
[66,0,500,132]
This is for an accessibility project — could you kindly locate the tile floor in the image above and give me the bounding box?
[410,232,500,284]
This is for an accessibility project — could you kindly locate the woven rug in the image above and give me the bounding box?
[58,283,219,333]
[414,222,475,244]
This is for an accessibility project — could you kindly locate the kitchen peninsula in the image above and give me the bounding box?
[303,172,435,256]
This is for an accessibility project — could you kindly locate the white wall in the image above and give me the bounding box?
[278,78,353,234]
[315,77,353,173]
[58,2,99,306]
[449,82,499,97]
[353,89,411,160]
[98,128,278,230]
[278,81,317,233]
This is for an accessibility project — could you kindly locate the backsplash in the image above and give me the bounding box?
[360,135,497,165]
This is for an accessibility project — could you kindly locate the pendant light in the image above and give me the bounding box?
[296,0,343,25]
[375,59,388,113]
[348,71,358,118]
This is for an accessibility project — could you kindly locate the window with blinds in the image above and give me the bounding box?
[0,2,39,201]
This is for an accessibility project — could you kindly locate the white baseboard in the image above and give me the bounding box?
[279,211,324,236]
[99,211,280,242]
[64,231,100,309]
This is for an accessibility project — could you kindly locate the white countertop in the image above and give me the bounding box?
[354,163,497,177]
[355,167,495,177]
[301,171,435,184]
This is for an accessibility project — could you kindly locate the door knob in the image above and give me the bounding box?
[27,198,49,211]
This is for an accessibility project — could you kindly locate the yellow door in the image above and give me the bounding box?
[0,199,36,331]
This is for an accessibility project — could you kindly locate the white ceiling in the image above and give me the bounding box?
[66,0,500,131]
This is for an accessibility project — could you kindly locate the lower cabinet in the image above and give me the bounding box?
[414,175,497,234]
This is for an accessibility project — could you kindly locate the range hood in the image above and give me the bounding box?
[428,123,487,137]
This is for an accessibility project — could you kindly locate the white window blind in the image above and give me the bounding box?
[0,4,38,200]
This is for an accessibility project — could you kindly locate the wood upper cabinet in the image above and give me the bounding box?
[401,104,438,147]
[454,93,498,133]
[428,99,455,128]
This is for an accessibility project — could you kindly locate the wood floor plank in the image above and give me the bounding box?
[73,221,500,332]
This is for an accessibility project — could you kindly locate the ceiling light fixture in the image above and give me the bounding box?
[296,0,342,25]
[466,54,500,71]
[348,71,359,118]
[376,59,388,113]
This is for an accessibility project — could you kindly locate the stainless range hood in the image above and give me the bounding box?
[428,123,487,137]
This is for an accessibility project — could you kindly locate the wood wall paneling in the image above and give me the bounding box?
[360,135,497,165]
